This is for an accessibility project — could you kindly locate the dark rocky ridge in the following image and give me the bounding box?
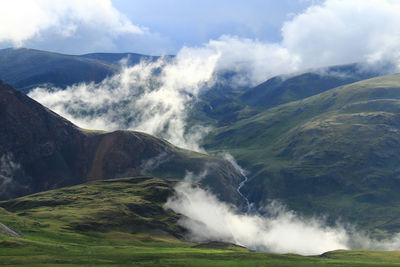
[0,81,244,205]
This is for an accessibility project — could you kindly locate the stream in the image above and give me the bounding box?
[236,172,251,213]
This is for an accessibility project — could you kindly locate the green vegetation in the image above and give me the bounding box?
[204,73,400,234]
[1,177,400,266]
[239,63,378,109]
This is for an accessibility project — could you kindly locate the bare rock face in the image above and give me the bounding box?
[0,81,245,205]
[0,81,87,199]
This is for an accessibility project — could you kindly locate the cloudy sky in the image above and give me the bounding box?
[0,0,320,55]
[1,0,400,70]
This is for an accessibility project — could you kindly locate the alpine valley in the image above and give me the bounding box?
[2,47,400,266]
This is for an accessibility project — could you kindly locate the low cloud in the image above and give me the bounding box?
[166,182,400,255]
[29,53,216,152]
[0,153,29,200]
[165,183,348,255]
[140,152,170,173]
[19,0,400,256]
[27,1,400,148]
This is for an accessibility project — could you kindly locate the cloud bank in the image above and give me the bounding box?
[282,0,400,69]
[165,182,400,255]
[165,183,348,255]
[2,0,400,66]
[0,0,172,54]
[29,53,217,152]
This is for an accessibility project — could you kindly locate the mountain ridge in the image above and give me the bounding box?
[0,80,245,206]
[204,73,400,233]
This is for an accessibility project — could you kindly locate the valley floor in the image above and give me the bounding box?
[1,177,400,266]
[3,232,400,266]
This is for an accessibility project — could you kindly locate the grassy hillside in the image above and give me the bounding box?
[192,64,385,130]
[204,73,400,233]
[1,177,400,266]
[240,63,384,109]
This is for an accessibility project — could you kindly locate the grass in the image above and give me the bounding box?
[2,177,400,266]
[203,73,400,233]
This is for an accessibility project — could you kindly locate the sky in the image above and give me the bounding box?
[0,0,320,55]
[1,0,400,71]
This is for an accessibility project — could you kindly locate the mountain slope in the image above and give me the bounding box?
[240,64,384,109]
[204,73,400,233]
[0,176,184,237]
[78,52,159,65]
[0,48,119,92]
[0,81,245,205]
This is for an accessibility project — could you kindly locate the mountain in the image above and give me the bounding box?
[1,176,185,238]
[0,81,245,205]
[0,48,164,93]
[0,48,119,92]
[78,52,160,65]
[240,63,391,110]
[204,73,400,233]
[193,64,390,129]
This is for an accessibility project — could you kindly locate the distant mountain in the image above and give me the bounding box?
[0,48,119,92]
[0,48,165,93]
[204,73,400,234]
[240,63,388,109]
[78,52,160,65]
[0,81,245,205]
[193,64,390,129]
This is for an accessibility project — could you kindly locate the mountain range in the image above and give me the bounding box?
[0,80,244,206]
[0,48,161,92]
[2,47,400,264]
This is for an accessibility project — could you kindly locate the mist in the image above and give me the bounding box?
[22,0,400,256]
[165,182,400,255]
[0,153,29,200]
[27,1,400,153]
[29,53,217,152]
[165,182,348,255]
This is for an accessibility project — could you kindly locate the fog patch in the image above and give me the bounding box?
[0,153,29,200]
[139,152,170,173]
[183,167,210,183]
[165,183,348,255]
[166,182,400,255]
[29,54,217,152]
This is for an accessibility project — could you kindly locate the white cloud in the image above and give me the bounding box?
[19,1,400,254]
[27,0,400,153]
[0,153,29,199]
[0,0,174,54]
[29,52,217,152]
[165,182,400,255]
[199,36,299,86]
[282,0,400,69]
[3,0,400,68]
[165,183,349,255]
